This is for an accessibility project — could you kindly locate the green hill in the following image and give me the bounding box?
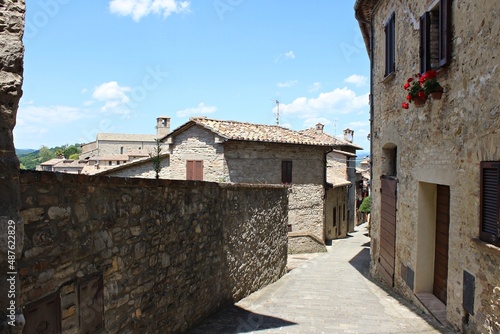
[18,144,81,170]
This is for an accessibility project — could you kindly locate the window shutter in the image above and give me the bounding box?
[420,12,431,74]
[195,160,203,181]
[480,162,500,246]
[282,161,292,184]
[385,13,396,76]
[439,0,452,67]
[186,160,194,180]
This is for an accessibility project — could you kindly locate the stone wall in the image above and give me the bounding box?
[0,1,25,332]
[287,184,325,241]
[19,171,288,333]
[105,156,171,179]
[326,151,348,182]
[168,125,226,182]
[368,0,500,332]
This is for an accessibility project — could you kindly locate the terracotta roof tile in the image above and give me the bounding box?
[182,117,331,146]
[300,128,363,150]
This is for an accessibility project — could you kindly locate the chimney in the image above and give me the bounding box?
[315,123,324,133]
[343,128,354,143]
[156,116,171,137]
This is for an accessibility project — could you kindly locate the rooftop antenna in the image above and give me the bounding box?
[275,100,280,125]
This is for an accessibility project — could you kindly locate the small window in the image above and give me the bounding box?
[420,0,452,72]
[333,207,337,227]
[480,162,499,246]
[187,160,203,181]
[384,12,396,77]
[120,146,124,154]
[281,161,292,184]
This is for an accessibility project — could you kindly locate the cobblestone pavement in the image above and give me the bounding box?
[189,224,456,334]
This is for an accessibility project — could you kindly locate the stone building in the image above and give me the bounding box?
[162,117,333,252]
[300,124,363,234]
[355,0,499,332]
[80,116,170,159]
[101,117,361,251]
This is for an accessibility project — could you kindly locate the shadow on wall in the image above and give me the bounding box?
[188,305,296,334]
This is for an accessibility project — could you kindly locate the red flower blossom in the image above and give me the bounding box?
[407,77,414,83]
[406,94,412,101]
[402,102,409,109]
[404,82,410,90]
[418,91,427,99]
[426,70,437,79]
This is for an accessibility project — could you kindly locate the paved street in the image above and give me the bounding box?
[189,224,456,334]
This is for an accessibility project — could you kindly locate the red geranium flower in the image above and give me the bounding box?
[426,70,437,79]
[404,82,410,90]
[402,102,409,109]
[418,91,427,99]
[407,78,413,83]
[406,94,412,101]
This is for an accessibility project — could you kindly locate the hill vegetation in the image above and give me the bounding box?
[18,144,81,170]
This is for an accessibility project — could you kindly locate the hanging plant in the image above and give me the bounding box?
[402,70,443,109]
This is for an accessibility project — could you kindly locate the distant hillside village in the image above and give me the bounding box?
[34,115,370,249]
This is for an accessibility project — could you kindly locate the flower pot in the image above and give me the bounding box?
[431,89,443,100]
[413,96,427,108]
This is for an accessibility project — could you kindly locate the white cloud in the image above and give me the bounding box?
[109,0,190,22]
[277,80,298,88]
[92,81,132,114]
[18,104,85,127]
[275,87,369,121]
[308,82,322,92]
[16,104,87,143]
[344,74,368,87]
[285,51,295,59]
[176,102,217,118]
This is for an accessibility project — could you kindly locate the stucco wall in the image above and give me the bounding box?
[19,171,288,333]
[325,186,349,240]
[368,1,499,332]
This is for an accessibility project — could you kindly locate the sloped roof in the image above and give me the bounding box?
[328,176,352,188]
[354,0,379,54]
[97,133,158,142]
[40,158,64,166]
[166,117,332,147]
[300,128,363,150]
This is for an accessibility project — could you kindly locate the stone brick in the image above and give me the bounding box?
[18,171,288,333]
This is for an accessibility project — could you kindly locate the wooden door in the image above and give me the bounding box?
[433,185,450,304]
[380,176,397,286]
[23,293,61,334]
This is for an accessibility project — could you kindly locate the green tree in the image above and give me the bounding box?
[69,153,80,160]
[39,145,55,162]
[150,139,163,179]
[64,145,79,158]
[359,196,371,213]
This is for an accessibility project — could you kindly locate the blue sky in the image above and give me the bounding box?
[16,0,370,152]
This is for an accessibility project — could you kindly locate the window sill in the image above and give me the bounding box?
[381,72,396,84]
[471,238,500,258]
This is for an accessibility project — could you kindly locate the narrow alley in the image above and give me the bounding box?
[189,224,456,334]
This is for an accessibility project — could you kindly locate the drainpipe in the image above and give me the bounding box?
[354,6,375,196]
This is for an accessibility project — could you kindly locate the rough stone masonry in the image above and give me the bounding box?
[0,1,25,333]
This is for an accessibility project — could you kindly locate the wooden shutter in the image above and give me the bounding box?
[281,161,292,184]
[439,0,452,66]
[23,293,62,334]
[194,160,203,181]
[385,13,396,76]
[420,12,431,74]
[480,162,500,246]
[187,160,203,181]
